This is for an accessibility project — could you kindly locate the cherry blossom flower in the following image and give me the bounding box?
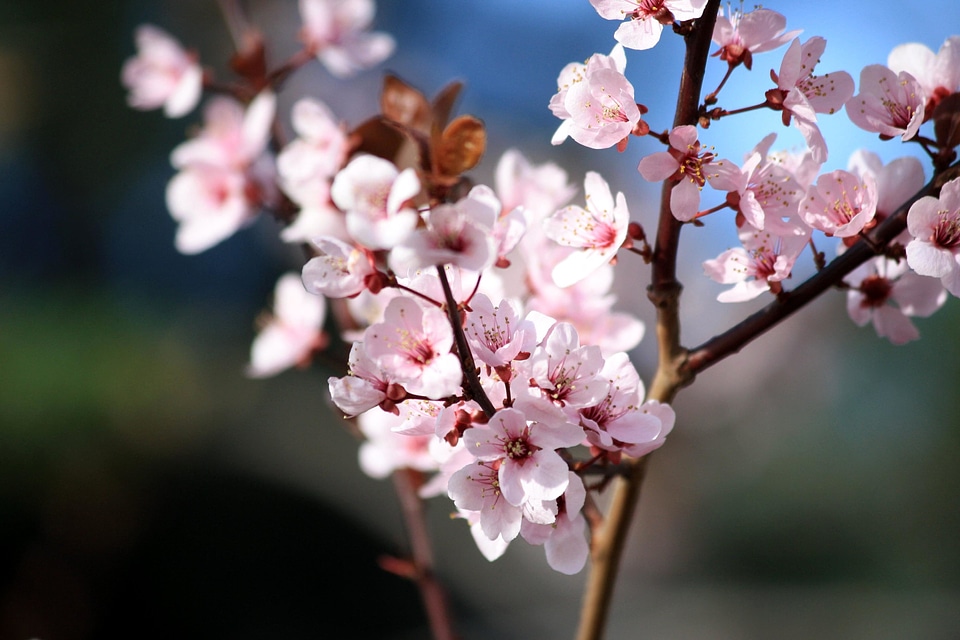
[246,273,326,378]
[356,408,438,479]
[121,24,203,118]
[495,149,577,226]
[525,245,644,356]
[276,98,350,243]
[363,297,463,399]
[165,92,278,253]
[166,165,255,254]
[463,294,538,369]
[301,236,376,298]
[905,177,960,296]
[847,150,925,233]
[328,341,391,417]
[888,36,960,114]
[170,91,276,170]
[331,154,421,250]
[847,65,925,140]
[561,62,642,149]
[800,169,877,238]
[448,460,524,543]
[528,322,608,410]
[845,257,947,345]
[519,472,589,575]
[459,508,511,562]
[544,171,630,287]
[589,0,707,51]
[388,185,500,275]
[463,408,583,507]
[550,45,634,148]
[638,125,732,221]
[711,6,800,70]
[709,133,804,233]
[299,0,395,77]
[577,352,675,458]
[703,225,808,302]
[768,37,855,163]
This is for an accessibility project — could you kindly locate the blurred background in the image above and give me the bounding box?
[2,0,960,638]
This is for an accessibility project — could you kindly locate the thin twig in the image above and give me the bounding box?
[436,266,498,418]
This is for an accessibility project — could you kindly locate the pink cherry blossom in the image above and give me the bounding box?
[524,244,644,356]
[463,294,537,369]
[528,322,608,410]
[301,236,376,298]
[709,133,804,233]
[363,296,463,399]
[121,24,202,118]
[847,150,926,228]
[274,101,349,244]
[519,472,589,575]
[246,273,326,378]
[389,399,446,437]
[495,149,577,225]
[459,508,511,561]
[356,408,438,479]
[888,36,960,114]
[847,65,925,140]
[905,177,960,296]
[170,91,276,170]
[299,0,395,77]
[463,408,583,507]
[277,97,349,208]
[328,341,391,417]
[712,7,800,70]
[638,125,731,221]
[703,225,808,302]
[448,460,524,542]
[544,171,630,287]
[770,37,855,163]
[165,165,254,254]
[165,91,277,253]
[590,0,707,51]
[550,45,629,147]
[331,154,421,250]
[577,352,674,458]
[388,186,500,275]
[845,256,946,345]
[562,64,642,149]
[800,169,877,238]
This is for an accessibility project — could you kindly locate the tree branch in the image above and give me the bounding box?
[683,164,960,377]
[576,3,721,638]
[391,469,459,640]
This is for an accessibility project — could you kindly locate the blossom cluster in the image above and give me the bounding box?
[121,0,960,578]
[306,153,671,573]
[553,3,960,345]
[121,0,673,574]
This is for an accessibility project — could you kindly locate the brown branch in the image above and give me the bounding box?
[575,3,722,639]
[391,469,459,640]
[436,266,498,418]
[683,165,960,377]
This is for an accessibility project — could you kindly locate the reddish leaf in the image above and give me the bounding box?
[381,75,431,132]
[435,115,486,177]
